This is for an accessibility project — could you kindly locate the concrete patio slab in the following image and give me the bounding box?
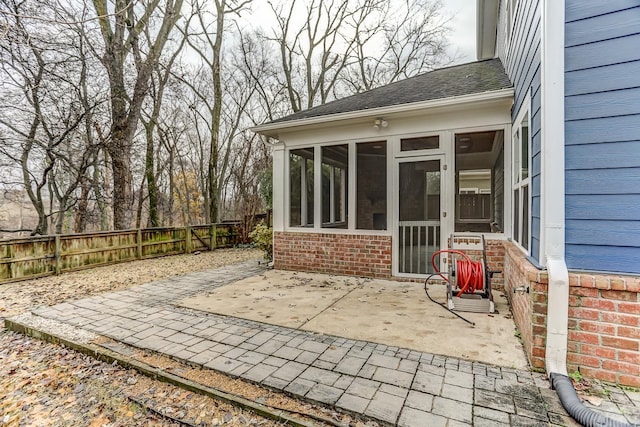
[180,271,359,328]
[12,261,639,426]
[179,270,528,369]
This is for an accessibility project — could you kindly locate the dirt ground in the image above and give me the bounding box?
[0,329,281,427]
[0,248,296,427]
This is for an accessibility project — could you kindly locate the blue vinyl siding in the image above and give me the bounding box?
[500,0,541,262]
[565,2,640,274]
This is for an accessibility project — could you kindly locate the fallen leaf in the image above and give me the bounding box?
[582,395,602,407]
[89,416,110,427]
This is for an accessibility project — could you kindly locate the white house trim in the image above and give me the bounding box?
[541,0,568,377]
[252,89,514,138]
[272,143,285,232]
[476,0,499,60]
[511,92,532,256]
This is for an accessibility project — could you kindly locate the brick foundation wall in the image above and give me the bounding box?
[566,274,640,387]
[504,242,640,387]
[273,232,392,278]
[504,243,547,370]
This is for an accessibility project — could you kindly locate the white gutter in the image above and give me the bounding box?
[541,0,568,376]
[252,88,514,138]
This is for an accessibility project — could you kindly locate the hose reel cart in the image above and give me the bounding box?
[430,234,498,314]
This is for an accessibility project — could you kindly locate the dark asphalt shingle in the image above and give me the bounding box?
[269,58,511,124]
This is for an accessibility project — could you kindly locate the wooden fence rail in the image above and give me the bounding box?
[0,223,241,284]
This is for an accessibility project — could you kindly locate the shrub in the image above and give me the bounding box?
[249,221,273,261]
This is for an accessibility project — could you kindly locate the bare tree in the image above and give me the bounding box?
[344,0,453,92]
[0,0,456,233]
[181,0,250,223]
[0,0,101,235]
[90,0,184,230]
[141,31,187,227]
[266,0,453,110]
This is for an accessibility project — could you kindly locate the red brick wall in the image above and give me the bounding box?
[273,232,392,278]
[566,274,640,387]
[504,242,547,369]
[504,241,640,387]
[274,232,506,285]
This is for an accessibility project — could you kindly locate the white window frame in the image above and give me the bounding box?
[286,147,315,228]
[284,139,391,236]
[320,149,348,228]
[512,98,531,253]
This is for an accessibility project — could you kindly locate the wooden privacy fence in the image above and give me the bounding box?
[0,223,241,284]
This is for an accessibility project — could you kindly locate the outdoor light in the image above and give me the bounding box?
[373,118,388,129]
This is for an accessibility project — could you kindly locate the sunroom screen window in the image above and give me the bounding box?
[322,145,348,228]
[400,135,439,151]
[357,141,387,230]
[454,131,504,233]
[289,148,314,227]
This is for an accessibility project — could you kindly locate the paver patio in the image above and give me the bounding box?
[18,260,640,426]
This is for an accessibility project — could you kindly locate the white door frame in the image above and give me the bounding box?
[392,148,452,278]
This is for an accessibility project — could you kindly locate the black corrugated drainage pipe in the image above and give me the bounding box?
[550,373,633,427]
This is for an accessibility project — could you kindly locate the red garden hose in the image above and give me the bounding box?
[431,250,485,296]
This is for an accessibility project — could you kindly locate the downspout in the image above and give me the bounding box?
[541,2,631,426]
[541,0,568,380]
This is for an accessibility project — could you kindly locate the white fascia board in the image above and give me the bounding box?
[251,88,514,139]
[476,0,499,60]
[541,0,568,377]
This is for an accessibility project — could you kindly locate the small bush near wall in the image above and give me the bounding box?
[249,222,273,261]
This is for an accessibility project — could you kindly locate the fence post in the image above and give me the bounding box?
[54,235,61,275]
[7,243,13,279]
[137,229,143,259]
[210,224,217,251]
[185,226,192,253]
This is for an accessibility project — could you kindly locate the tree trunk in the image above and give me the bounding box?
[92,0,183,230]
[74,179,90,233]
[144,123,159,227]
[206,0,227,224]
[106,130,133,230]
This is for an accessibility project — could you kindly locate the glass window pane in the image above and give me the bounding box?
[522,185,529,250]
[322,145,348,228]
[521,113,529,180]
[400,136,439,151]
[513,129,520,183]
[357,141,387,230]
[513,188,520,244]
[289,148,314,227]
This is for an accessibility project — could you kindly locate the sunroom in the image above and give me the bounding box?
[254,58,520,280]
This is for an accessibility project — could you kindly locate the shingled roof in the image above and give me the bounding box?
[269,58,511,125]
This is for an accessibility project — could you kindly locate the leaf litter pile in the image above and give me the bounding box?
[0,330,276,426]
[0,248,370,426]
[0,248,262,319]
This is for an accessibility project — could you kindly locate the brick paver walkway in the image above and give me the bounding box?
[28,261,639,426]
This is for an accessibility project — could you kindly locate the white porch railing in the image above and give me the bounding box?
[398,221,441,275]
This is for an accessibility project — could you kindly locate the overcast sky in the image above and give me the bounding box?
[441,0,477,64]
